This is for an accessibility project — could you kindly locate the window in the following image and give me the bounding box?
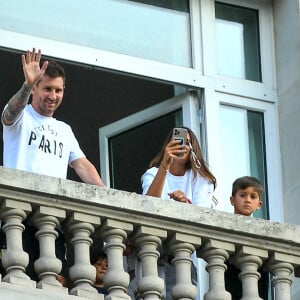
[0,0,191,66]
[220,105,268,218]
[215,2,261,81]
[108,110,182,193]
[99,91,200,189]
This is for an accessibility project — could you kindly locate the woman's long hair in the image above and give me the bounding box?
[149,126,216,189]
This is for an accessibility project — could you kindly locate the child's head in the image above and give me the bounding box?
[91,248,108,287]
[230,176,264,216]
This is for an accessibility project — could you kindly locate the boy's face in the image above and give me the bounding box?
[230,187,262,216]
[94,257,108,286]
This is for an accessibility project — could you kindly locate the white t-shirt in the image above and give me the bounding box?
[2,104,85,179]
[142,167,216,208]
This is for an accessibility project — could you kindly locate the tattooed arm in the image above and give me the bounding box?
[2,83,33,125]
[2,48,48,126]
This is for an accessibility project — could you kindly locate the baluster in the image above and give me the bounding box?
[266,252,296,300]
[270,262,293,300]
[30,206,67,292]
[67,212,101,299]
[198,239,234,300]
[101,218,133,300]
[232,246,268,300]
[0,199,35,287]
[133,226,166,300]
[167,233,201,300]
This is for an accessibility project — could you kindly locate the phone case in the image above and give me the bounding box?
[172,128,187,157]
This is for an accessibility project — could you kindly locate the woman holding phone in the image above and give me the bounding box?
[136,127,217,299]
[142,126,217,208]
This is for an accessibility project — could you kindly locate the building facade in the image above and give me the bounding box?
[0,0,300,298]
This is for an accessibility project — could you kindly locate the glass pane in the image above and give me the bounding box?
[215,2,261,81]
[0,0,191,67]
[247,111,268,219]
[219,106,250,212]
[130,0,189,12]
[219,105,268,219]
[109,110,182,193]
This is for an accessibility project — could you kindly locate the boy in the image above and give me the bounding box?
[230,176,263,216]
[225,176,269,300]
[90,245,108,295]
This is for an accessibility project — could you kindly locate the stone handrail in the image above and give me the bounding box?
[0,167,299,300]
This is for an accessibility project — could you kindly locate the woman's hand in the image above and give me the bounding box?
[168,190,191,204]
[161,140,186,169]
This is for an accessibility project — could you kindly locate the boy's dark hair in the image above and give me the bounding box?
[232,176,264,198]
[90,249,107,265]
[90,241,107,265]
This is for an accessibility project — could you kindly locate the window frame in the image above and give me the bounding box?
[99,92,200,187]
[200,0,276,90]
[205,90,283,222]
[0,0,281,221]
[0,0,275,101]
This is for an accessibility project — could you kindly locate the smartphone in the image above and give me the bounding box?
[172,128,188,157]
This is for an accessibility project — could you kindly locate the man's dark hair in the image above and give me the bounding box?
[232,176,264,198]
[41,60,66,85]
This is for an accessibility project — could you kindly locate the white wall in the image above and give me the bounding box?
[274,0,300,224]
[273,1,300,298]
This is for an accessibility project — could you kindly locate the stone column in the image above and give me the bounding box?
[270,262,293,300]
[266,252,297,300]
[133,226,166,300]
[101,218,133,300]
[167,233,201,300]
[0,199,35,287]
[198,239,234,300]
[67,212,101,299]
[30,205,67,292]
[231,246,268,300]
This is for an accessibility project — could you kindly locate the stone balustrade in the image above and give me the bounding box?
[0,167,300,300]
